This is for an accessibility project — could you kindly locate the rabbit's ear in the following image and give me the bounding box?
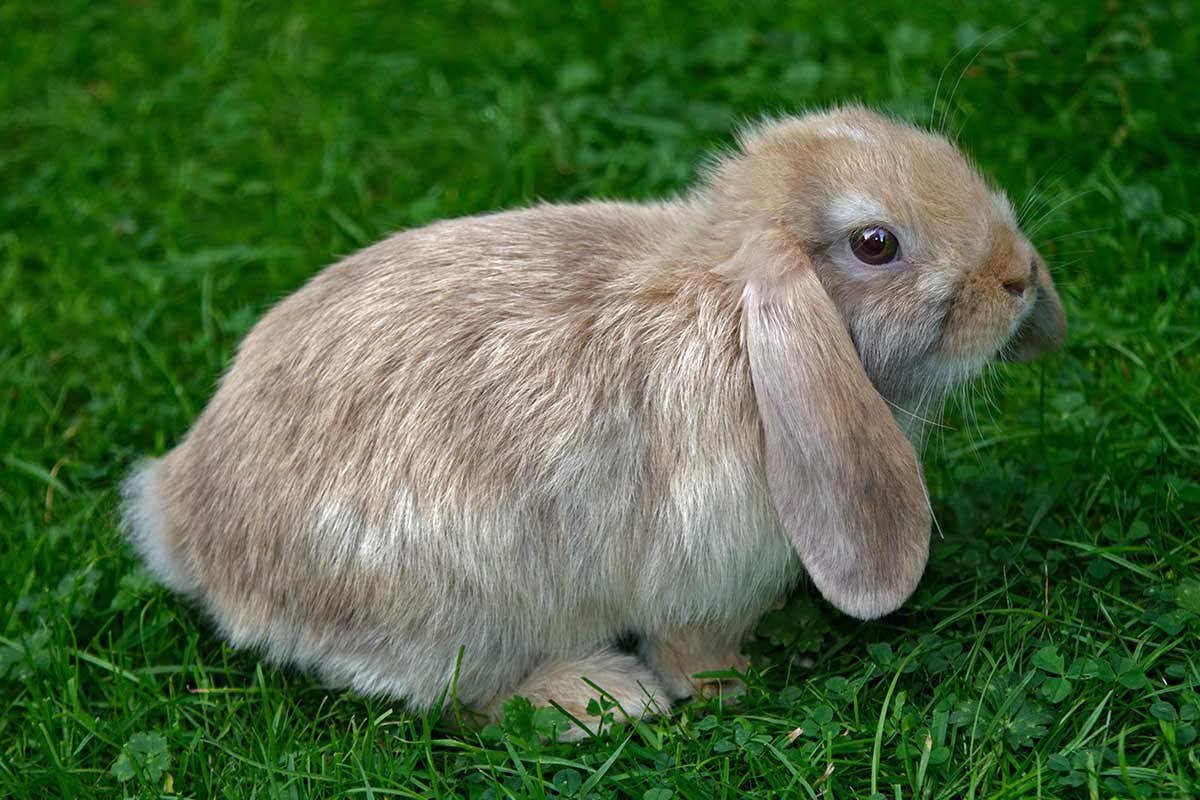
[728,231,931,620]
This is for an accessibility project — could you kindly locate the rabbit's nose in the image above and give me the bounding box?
[1003,277,1027,298]
[1002,257,1036,298]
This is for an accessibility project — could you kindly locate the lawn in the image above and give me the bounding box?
[2,0,1198,797]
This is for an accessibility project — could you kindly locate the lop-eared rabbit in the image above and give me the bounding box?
[124,106,1066,738]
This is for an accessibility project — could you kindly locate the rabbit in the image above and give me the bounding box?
[121,105,1066,738]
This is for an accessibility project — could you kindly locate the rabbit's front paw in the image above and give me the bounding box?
[640,628,749,702]
[479,647,672,740]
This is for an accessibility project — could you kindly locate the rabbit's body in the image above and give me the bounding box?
[127,202,797,712]
[124,107,1067,735]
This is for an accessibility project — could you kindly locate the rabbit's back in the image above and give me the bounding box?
[132,201,796,705]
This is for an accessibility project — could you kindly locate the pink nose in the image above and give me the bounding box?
[1003,278,1027,298]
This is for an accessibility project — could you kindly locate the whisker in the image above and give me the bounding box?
[1022,182,1086,225]
[979,363,1005,429]
[952,382,985,465]
[940,17,1038,134]
[933,387,952,457]
[930,26,992,131]
[1036,227,1106,246]
[886,396,951,430]
[1016,158,1068,225]
[1026,187,1097,238]
[1045,248,1096,261]
[926,480,946,541]
[952,108,977,143]
[1045,253,1092,274]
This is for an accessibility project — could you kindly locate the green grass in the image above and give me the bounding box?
[3,0,1198,797]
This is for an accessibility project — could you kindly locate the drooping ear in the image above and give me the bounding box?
[1005,258,1067,362]
[729,231,931,619]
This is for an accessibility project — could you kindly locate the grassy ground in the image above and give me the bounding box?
[2,0,1198,797]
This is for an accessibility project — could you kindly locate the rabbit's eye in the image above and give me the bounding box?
[850,226,900,265]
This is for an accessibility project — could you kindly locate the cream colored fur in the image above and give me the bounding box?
[121,106,1065,736]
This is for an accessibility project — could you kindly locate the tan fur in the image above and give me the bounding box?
[479,648,671,740]
[121,106,1066,736]
[640,626,749,700]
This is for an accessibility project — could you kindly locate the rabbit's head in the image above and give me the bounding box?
[708,107,1066,619]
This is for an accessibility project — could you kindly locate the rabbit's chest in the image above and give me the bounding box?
[630,457,800,629]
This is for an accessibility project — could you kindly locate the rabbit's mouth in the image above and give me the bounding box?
[1000,278,1067,362]
[997,290,1039,360]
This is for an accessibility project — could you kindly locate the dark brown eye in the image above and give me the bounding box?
[850,226,900,265]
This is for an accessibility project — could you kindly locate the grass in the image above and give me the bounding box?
[2,0,1198,797]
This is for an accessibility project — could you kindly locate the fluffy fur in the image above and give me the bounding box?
[121,106,1066,737]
